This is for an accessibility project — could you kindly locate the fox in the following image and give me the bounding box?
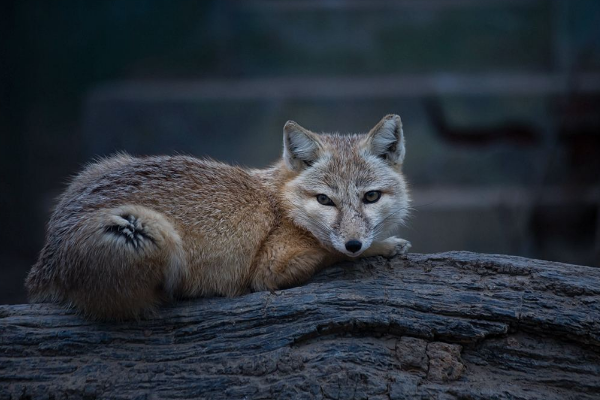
[25,114,411,320]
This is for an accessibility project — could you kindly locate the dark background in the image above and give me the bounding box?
[2,0,599,304]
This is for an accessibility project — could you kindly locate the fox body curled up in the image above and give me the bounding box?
[26,115,411,320]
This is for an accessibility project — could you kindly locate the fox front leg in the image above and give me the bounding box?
[252,247,337,293]
[361,236,411,259]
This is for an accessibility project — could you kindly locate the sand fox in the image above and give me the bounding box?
[26,115,411,320]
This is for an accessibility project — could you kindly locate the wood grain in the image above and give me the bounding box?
[1,251,599,399]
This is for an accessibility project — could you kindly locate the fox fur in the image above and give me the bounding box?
[26,114,411,320]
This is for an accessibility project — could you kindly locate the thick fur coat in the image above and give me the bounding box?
[26,115,411,320]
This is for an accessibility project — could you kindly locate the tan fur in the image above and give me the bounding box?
[26,115,411,320]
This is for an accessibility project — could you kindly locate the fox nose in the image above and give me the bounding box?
[345,240,362,253]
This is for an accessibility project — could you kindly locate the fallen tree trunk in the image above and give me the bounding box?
[1,251,599,400]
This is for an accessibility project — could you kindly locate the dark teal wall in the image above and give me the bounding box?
[1,0,599,303]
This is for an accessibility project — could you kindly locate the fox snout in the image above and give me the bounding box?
[333,207,377,256]
[330,228,373,257]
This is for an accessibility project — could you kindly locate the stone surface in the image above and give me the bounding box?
[1,251,599,399]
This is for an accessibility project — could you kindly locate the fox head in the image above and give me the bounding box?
[281,114,410,257]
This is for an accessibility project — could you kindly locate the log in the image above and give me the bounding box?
[1,251,599,400]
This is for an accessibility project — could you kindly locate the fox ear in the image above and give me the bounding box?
[365,114,405,165]
[283,121,322,171]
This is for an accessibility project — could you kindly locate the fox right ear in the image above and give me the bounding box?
[365,114,406,166]
[283,121,322,171]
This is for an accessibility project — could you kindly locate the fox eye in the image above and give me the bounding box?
[316,194,335,206]
[363,191,382,204]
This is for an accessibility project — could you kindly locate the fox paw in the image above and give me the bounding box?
[363,236,411,259]
[383,237,412,258]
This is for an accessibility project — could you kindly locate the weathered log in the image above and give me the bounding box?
[1,251,599,400]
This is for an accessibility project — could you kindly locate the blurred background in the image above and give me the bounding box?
[1,0,599,304]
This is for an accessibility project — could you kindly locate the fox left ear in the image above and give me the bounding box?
[283,120,323,171]
[365,114,405,165]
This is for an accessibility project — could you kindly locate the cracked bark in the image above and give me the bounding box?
[1,251,599,399]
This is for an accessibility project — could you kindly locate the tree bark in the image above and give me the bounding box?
[1,251,599,400]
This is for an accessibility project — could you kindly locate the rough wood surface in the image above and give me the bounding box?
[1,251,599,400]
